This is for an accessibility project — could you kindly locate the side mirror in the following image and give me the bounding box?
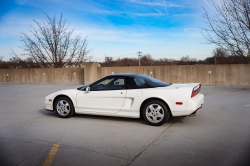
[86,87,90,93]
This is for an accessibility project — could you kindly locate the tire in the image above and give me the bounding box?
[55,97,74,118]
[143,100,169,126]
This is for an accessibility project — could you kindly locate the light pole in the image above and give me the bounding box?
[138,51,141,66]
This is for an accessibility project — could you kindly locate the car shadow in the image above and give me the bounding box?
[175,116,185,123]
[75,113,148,125]
[38,108,57,117]
[39,108,147,124]
[39,108,179,125]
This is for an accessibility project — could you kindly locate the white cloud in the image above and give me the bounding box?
[163,0,169,16]
[154,8,163,15]
[0,15,35,38]
[189,33,203,37]
[203,0,215,10]
[128,0,183,7]
[173,14,199,17]
[90,10,164,17]
[73,25,157,43]
[0,12,157,43]
[15,0,28,4]
[170,33,182,36]
[169,28,202,38]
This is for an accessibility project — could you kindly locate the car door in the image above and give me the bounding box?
[76,76,127,114]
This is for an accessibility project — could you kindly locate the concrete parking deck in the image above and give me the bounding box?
[0,83,250,166]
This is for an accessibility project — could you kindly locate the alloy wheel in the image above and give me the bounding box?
[146,104,165,123]
[56,100,70,116]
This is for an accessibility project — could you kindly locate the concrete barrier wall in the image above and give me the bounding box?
[1,64,250,85]
[97,64,250,85]
[0,68,84,82]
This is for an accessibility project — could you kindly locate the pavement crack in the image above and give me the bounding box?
[56,145,129,160]
[38,145,45,155]
[125,117,180,166]
[16,154,38,166]
[0,115,45,130]
[1,137,36,144]
[0,137,128,161]
[126,149,130,160]
[37,158,46,166]
[0,137,55,149]
[15,145,49,166]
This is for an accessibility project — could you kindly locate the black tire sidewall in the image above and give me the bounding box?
[55,97,74,118]
[143,100,169,126]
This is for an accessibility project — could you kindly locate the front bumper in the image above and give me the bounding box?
[46,109,54,112]
[44,96,53,111]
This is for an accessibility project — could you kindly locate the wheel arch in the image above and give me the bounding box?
[53,95,75,112]
[139,97,172,118]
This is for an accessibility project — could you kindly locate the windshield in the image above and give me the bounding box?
[77,83,91,90]
[133,75,170,88]
[77,76,111,90]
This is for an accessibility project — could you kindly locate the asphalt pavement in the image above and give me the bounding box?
[0,83,250,166]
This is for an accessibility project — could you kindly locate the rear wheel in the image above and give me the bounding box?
[55,97,74,118]
[143,100,169,126]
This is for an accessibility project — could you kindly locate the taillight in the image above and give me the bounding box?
[191,84,201,98]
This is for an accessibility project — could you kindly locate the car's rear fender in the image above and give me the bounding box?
[140,88,190,113]
[139,97,173,118]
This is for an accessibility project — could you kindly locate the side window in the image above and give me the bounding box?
[134,77,146,87]
[114,78,125,86]
[91,77,126,91]
[97,78,114,86]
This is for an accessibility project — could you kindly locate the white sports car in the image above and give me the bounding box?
[44,74,204,126]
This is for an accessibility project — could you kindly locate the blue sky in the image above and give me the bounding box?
[0,0,217,61]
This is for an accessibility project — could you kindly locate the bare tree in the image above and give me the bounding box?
[8,57,21,69]
[179,55,191,65]
[0,56,5,69]
[12,13,91,68]
[140,54,153,66]
[212,47,228,64]
[203,47,241,64]
[202,0,250,63]
[105,57,113,63]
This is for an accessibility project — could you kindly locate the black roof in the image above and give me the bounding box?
[106,73,141,77]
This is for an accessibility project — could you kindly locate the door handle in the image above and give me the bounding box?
[121,92,123,94]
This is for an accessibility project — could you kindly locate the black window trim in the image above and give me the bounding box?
[90,76,127,91]
[130,75,170,89]
[79,75,169,91]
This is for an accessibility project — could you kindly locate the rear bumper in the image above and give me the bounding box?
[189,104,202,116]
[172,94,204,117]
[186,94,204,114]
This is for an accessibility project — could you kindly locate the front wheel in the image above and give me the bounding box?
[143,100,169,126]
[55,97,74,118]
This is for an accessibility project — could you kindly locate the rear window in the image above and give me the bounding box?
[133,75,170,88]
